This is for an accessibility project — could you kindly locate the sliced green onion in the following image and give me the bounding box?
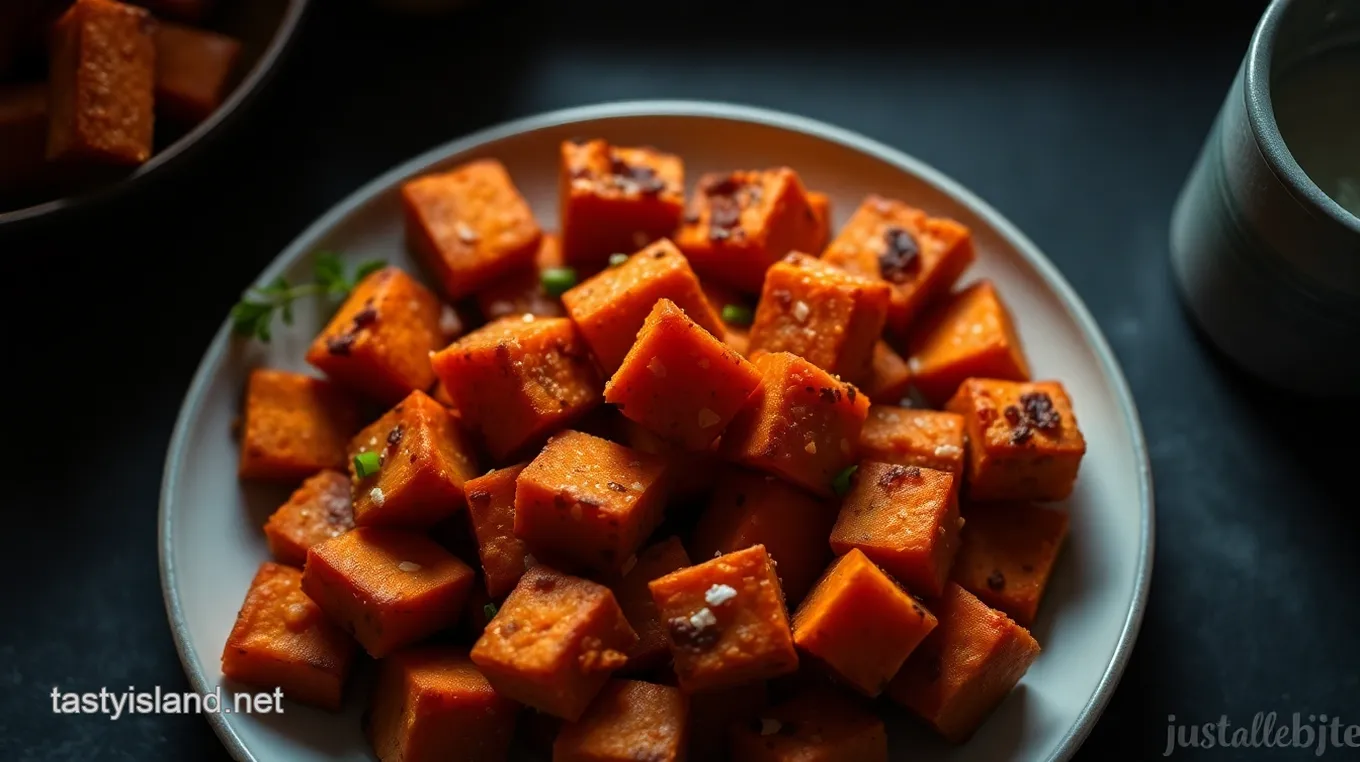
[483,602,498,620]
[832,465,859,497]
[721,303,754,326]
[353,451,381,478]
[608,253,629,268]
[541,267,578,297]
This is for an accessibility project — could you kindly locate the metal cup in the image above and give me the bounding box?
[1170,0,1360,397]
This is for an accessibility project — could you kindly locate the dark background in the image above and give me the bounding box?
[5,0,1359,759]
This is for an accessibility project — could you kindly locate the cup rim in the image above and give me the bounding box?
[1245,0,1360,237]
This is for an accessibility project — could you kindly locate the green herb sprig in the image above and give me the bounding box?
[230,253,385,342]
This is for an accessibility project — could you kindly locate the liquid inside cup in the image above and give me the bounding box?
[1273,44,1360,218]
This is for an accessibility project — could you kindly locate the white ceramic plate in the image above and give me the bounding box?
[160,101,1153,762]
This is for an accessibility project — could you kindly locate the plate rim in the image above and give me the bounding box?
[158,99,1155,762]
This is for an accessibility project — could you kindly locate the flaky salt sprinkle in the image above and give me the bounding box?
[704,584,738,606]
[647,357,667,377]
[935,444,963,458]
[689,607,718,629]
[439,304,462,336]
[397,561,421,572]
[792,300,810,323]
[369,487,386,506]
[455,221,479,243]
[521,313,535,323]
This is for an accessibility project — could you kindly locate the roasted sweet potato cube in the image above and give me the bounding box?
[888,583,1040,742]
[688,681,769,761]
[719,352,869,498]
[515,430,669,573]
[858,406,966,475]
[348,390,479,529]
[792,548,937,696]
[730,690,888,762]
[553,679,688,762]
[747,253,891,386]
[561,238,724,373]
[47,0,154,166]
[822,195,975,333]
[907,281,1030,405]
[829,462,963,598]
[221,562,357,711]
[605,298,763,450]
[609,536,691,671]
[863,341,913,404]
[471,566,637,720]
[952,501,1069,626]
[691,469,835,606]
[403,158,542,299]
[475,232,567,321]
[302,527,474,658]
[615,416,720,500]
[946,378,1086,501]
[807,191,833,252]
[559,139,686,269]
[675,169,823,293]
[306,267,448,405]
[238,369,362,481]
[0,84,51,196]
[366,645,519,762]
[432,316,602,461]
[153,21,240,124]
[464,464,531,598]
[264,470,355,567]
[649,544,799,693]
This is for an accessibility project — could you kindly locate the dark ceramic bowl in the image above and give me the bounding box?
[0,0,309,229]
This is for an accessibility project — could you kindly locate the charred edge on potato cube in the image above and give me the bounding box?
[880,226,921,283]
[1002,391,1061,444]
